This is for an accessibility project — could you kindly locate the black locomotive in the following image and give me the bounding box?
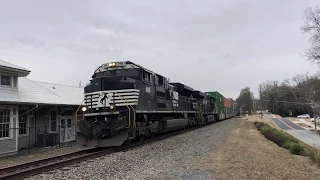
[77,61,230,147]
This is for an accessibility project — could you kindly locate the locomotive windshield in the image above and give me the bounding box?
[93,68,139,78]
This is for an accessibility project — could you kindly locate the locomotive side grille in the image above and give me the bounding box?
[84,89,140,109]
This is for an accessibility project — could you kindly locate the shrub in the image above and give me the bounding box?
[258,124,299,143]
[254,122,265,130]
[305,147,320,166]
[260,125,274,135]
[289,143,305,155]
[263,131,287,147]
[254,121,306,156]
[282,141,295,150]
[277,132,299,143]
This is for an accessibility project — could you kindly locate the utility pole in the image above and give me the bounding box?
[312,90,317,131]
[260,85,262,119]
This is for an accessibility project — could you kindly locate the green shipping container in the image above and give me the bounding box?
[205,91,224,107]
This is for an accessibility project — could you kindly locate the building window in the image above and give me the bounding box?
[0,109,11,138]
[19,111,28,135]
[51,111,57,132]
[1,75,11,86]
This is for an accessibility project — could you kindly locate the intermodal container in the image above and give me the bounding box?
[223,97,231,109]
[205,91,224,107]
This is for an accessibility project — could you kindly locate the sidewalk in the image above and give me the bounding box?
[286,130,320,149]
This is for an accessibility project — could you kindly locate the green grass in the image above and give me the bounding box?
[305,147,320,167]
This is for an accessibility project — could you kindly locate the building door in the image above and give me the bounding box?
[60,116,75,142]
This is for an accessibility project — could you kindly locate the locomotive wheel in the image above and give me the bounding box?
[145,128,151,138]
[124,139,132,145]
[139,135,145,141]
[150,133,155,138]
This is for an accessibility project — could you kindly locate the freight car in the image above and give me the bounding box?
[76,61,233,147]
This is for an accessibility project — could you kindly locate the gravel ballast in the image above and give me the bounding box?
[26,118,239,180]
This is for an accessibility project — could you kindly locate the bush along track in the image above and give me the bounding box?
[254,122,320,167]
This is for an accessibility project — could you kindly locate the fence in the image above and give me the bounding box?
[0,124,77,155]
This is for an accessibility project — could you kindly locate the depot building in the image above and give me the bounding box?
[0,60,84,156]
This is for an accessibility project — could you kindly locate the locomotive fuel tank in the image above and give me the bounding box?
[160,118,189,133]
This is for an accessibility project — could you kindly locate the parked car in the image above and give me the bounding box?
[309,117,320,122]
[297,114,310,118]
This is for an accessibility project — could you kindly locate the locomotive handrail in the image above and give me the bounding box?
[115,93,136,127]
[75,99,85,127]
[114,93,136,128]
[115,93,131,127]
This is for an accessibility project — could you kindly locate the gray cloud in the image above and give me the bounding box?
[0,0,319,99]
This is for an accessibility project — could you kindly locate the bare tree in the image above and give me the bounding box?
[259,71,320,116]
[301,6,320,64]
[236,86,254,113]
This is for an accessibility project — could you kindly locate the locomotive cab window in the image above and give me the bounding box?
[155,74,164,87]
[94,69,139,79]
[142,70,152,83]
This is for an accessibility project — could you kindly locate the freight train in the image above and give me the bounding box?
[76,61,235,147]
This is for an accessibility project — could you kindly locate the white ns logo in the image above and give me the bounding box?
[98,93,113,107]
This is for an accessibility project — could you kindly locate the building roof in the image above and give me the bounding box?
[0,59,31,77]
[0,77,84,106]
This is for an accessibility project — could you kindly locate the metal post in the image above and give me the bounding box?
[273,103,275,113]
[28,126,30,154]
[58,125,61,149]
[289,110,290,118]
[260,85,262,119]
[313,90,317,131]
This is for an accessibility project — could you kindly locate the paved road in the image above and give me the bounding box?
[286,130,320,149]
[270,118,293,130]
[281,118,305,130]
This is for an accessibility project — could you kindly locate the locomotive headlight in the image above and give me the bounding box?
[82,107,87,112]
[108,62,116,67]
[110,105,114,110]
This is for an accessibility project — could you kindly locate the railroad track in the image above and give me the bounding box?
[0,119,230,180]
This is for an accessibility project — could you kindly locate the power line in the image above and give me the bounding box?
[261,99,312,105]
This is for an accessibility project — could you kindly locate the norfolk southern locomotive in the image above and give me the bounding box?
[77,61,230,147]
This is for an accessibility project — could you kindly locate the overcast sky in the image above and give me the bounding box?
[0,0,319,99]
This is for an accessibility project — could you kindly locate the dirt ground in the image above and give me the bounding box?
[197,118,320,180]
